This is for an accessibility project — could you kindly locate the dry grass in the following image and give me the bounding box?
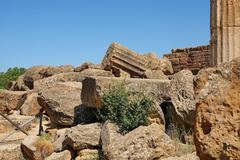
[174,140,196,157]
[169,125,196,157]
[34,133,54,159]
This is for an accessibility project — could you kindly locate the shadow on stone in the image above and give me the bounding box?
[74,105,98,125]
[160,99,174,137]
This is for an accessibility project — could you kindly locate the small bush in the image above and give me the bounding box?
[0,67,26,89]
[98,84,154,134]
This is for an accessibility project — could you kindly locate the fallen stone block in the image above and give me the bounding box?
[0,90,27,114]
[66,123,102,151]
[194,58,240,159]
[20,92,42,116]
[21,135,54,160]
[45,150,71,160]
[101,122,176,160]
[37,82,82,126]
[34,69,113,91]
[0,143,24,160]
[81,71,195,126]
[102,43,173,77]
[10,65,74,91]
[76,149,100,160]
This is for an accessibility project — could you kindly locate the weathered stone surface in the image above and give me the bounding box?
[164,45,211,74]
[0,144,24,160]
[101,122,176,160]
[211,0,240,66]
[21,135,54,160]
[34,70,113,92]
[52,129,69,152]
[169,70,195,126]
[162,152,199,160]
[24,65,74,80]
[37,82,82,126]
[76,149,100,160]
[0,114,41,145]
[9,75,31,91]
[144,69,168,80]
[74,62,102,72]
[23,76,34,90]
[81,77,170,108]
[194,58,240,159]
[81,74,195,126]
[45,150,71,160]
[37,65,74,78]
[34,72,82,91]
[20,92,42,116]
[66,123,101,151]
[79,68,114,77]
[111,67,131,78]
[0,115,33,134]
[82,77,169,126]
[102,43,173,77]
[45,128,59,142]
[21,135,41,160]
[0,90,27,114]
[10,65,74,91]
[158,57,174,75]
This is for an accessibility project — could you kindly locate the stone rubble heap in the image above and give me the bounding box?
[0,42,239,160]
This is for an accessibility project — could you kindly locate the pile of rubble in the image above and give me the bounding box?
[0,43,239,160]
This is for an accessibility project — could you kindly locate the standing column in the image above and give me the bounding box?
[210,0,240,66]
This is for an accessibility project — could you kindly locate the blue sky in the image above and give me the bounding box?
[0,0,210,72]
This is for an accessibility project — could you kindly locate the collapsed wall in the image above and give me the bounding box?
[164,45,211,74]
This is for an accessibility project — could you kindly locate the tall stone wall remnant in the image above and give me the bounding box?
[210,0,240,66]
[164,45,211,74]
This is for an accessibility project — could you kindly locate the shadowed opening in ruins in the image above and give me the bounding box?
[161,99,194,144]
[160,100,174,137]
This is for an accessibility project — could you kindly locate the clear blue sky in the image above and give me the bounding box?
[0,0,210,72]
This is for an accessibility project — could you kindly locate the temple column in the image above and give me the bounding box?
[210,0,240,66]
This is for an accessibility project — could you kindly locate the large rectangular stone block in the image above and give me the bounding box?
[81,77,171,108]
[81,71,196,126]
[102,43,173,77]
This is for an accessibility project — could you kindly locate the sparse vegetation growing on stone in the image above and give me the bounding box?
[98,84,154,134]
[0,67,26,89]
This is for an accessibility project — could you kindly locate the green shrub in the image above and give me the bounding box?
[98,84,154,134]
[0,67,26,89]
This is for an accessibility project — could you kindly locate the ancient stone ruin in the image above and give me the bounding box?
[164,45,211,74]
[0,1,240,160]
[210,0,240,66]
[102,42,173,77]
[165,0,240,72]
